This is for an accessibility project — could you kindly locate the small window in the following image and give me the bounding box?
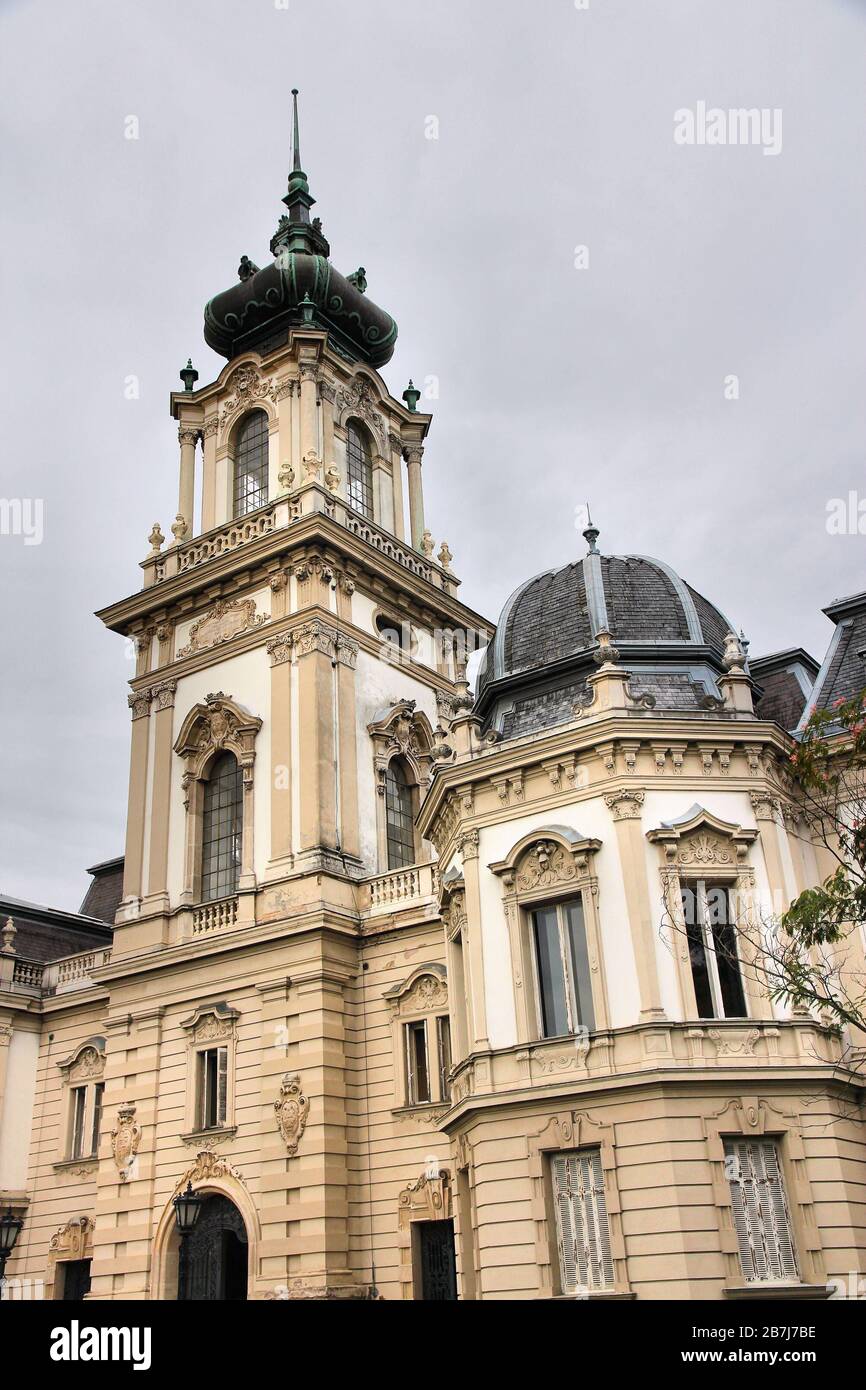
[551,1149,614,1294]
[376,613,409,654]
[436,1016,452,1101]
[403,1015,451,1107]
[346,422,374,519]
[233,410,269,519]
[61,1260,92,1302]
[70,1086,88,1159]
[725,1139,798,1284]
[90,1082,104,1157]
[531,899,595,1039]
[682,881,747,1020]
[197,1047,228,1130]
[385,760,416,870]
[201,752,243,903]
[405,1021,430,1105]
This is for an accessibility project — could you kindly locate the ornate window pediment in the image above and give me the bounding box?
[488,826,602,897]
[174,693,262,783]
[58,1037,106,1080]
[180,1001,240,1042]
[384,965,448,1017]
[646,805,758,872]
[368,700,436,793]
[176,598,269,660]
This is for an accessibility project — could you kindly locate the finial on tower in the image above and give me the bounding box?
[282,88,315,226]
[179,358,199,393]
[402,380,421,413]
[583,506,600,555]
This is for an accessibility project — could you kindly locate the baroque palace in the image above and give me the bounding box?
[1,97,865,1302]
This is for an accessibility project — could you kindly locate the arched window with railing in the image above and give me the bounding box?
[385,758,416,869]
[233,410,269,519]
[201,752,244,901]
[346,421,374,519]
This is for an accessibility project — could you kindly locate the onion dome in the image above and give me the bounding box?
[476,517,744,739]
[204,91,397,367]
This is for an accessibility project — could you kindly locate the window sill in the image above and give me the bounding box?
[547,1291,636,1302]
[180,1125,237,1145]
[392,1103,449,1121]
[53,1157,98,1174]
[724,1284,831,1301]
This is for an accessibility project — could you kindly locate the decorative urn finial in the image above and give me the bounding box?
[179,359,199,393]
[402,380,421,413]
[583,506,600,555]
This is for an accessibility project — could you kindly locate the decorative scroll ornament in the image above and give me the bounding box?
[220,364,276,423]
[403,974,448,1015]
[336,376,385,444]
[516,840,577,892]
[176,598,268,659]
[676,833,734,867]
[174,694,262,783]
[274,1074,310,1155]
[50,1216,94,1256]
[175,1149,245,1193]
[111,1103,142,1181]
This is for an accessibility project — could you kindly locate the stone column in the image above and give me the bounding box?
[299,361,320,464]
[458,830,490,1050]
[335,636,360,861]
[605,790,667,1020]
[146,680,178,908]
[296,621,338,855]
[123,688,153,901]
[405,445,425,550]
[177,428,198,540]
[276,380,296,494]
[388,433,406,540]
[200,418,218,533]
[268,631,294,873]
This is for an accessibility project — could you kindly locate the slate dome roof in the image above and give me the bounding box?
[484,552,733,689]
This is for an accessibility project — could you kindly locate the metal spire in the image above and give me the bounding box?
[291,88,302,172]
[583,506,600,555]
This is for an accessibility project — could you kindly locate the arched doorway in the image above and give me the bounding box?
[181,1195,248,1301]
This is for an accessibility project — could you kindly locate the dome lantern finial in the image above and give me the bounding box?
[583,506,600,555]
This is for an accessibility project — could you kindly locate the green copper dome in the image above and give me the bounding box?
[204,91,398,367]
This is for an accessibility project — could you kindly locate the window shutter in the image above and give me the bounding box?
[217,1047,229,1127]
[552,1150,614,1294]
[725,1139,798,1283]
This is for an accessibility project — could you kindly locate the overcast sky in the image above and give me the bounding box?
[1,0,864,911]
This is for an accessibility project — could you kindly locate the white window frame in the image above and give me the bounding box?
[403,1014,451,1107]
[725,1138,799,1284]
[683,879,748,1021]
[551,1148,615,1295]
[529,898,595,1041]
[196,1045,229,1131]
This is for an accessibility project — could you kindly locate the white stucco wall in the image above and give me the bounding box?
[0,1028,39,1189]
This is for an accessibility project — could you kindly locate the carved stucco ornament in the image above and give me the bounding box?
[274,1074,310,1155]
[111,1102,142,1181]
[516,840,578,892]
[176,598,269,659]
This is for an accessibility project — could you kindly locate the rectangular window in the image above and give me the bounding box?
[551,1149,615,1294]
[531,898,595,1039]
[70,1086,88,1160]
[198,1047,228,1130]
[681,881,747,1020]
[725,1139,799,1284]
[90,1082,104,1157]
[437,1015,452,1101]
[404,1020,431,1105]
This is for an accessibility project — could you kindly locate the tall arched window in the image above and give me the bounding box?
[346,422,374,519]
[385,759,416,869]
[201,752,243,901]
[233,410,269,519]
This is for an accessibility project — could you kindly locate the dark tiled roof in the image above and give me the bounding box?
[0,896,111,963]
[501,682,590,739]
[79,857,124,924]
[607,559,690,642]
[754,670,810,730]
[503,563,590,675]
[808,607,866,716]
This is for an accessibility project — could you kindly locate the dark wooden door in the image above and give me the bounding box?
[61,1260,92,1301]
[183,1195,248,1301]
[417,1220,458,1301]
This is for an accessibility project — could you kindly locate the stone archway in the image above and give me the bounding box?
[151,1152,261,1301]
